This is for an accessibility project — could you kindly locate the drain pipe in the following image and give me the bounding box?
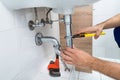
[64,14,79,80]
[64,14,73,48]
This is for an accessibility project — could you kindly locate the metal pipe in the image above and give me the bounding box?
[35,33,70,71]
[64,15,73,48]
[35,33,60,55]
[64,15,78,80]
[41,37,60,49]
[34,7,38,21]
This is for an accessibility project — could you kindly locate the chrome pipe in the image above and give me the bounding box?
[64,15,73,48]
[35,33,60,55]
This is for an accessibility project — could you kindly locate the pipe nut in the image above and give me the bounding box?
[35,33,43,46]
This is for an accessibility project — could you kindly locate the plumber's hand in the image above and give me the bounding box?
[61,47,95,69]
[75,24,104,39]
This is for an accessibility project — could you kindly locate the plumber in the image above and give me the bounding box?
[61,14,120,80]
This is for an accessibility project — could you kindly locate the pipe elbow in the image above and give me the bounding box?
[35,32,60,50]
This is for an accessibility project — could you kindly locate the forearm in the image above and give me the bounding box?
[91,57,120,79]
[98,14,120,29]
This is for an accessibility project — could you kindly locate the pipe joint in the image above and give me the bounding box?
[35,33,61,55]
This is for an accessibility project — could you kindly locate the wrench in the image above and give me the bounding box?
[57,48,70,72]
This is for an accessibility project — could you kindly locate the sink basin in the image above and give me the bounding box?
[0,0,100,14]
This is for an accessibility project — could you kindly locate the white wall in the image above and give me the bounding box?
[93,0,120,59]
[0,1,61,80]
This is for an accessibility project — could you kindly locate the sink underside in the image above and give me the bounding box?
[1,0,99,14]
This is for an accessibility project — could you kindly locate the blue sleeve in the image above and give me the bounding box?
[114,26,120,48]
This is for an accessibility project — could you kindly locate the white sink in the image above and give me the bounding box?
[0,0,100,14]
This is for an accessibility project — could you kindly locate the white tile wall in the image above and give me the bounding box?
[0,1,60,80]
